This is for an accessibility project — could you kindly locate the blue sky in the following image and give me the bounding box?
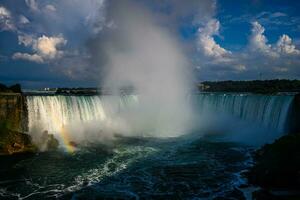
[0,0,300,88]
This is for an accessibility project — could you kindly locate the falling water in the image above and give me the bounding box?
[26,95,139,136]
[1,93,295,199]
[194,93,294,133]
[26,93,294,144]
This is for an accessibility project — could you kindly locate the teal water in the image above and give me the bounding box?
[0,93,294,199]
[0,135,251,199]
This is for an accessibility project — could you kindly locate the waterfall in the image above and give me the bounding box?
[194,93,294,133]
[26,95,139,135]
[26,94,295,144]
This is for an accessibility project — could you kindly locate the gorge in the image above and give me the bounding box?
[0,91,300,199]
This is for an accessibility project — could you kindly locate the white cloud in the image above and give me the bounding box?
[270,12,287,18]
[44,4,56,12]
[249,21,300,57]
[19,15,30,24]
[0,6,15,31]
[25,0,39,11]
[0,6,10,18]
[249,21,278,57]
[12,52,43,63]
[197,19,231,59]
[234,64,246,72]
[276,34,300,55]
[18,34,34,46]
[34,35,67,59]
[196,20,300,78]
[13,35,67,63]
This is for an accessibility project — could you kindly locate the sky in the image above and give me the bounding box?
[0,0,300,88]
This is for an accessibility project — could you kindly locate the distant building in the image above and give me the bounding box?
[198,83,210,91]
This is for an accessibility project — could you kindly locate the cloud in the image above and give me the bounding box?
[19,15,30,24]
[25,0,39,11]
[249,21,277,57]
[197,19,231,60]
[195,20,300,80]
[0,6,15,31]
[18,34,33,46]
[245,22,300,76]
[1,0,106,83]
[276,34,300,55]
[34,35,67,59]
[44,4,56,12]
[249,21,300,56]
[270,12,287,18]
[223,11,298,31]
[233,64,246,72]
[13,35,67,63]
[2,0,300,84]
[169,0,216,25]
[12,52,43,63]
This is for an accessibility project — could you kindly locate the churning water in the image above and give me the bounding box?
[0,93,295,199]
[0,135,252,199]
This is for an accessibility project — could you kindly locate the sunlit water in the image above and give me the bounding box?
[0,135,251,199]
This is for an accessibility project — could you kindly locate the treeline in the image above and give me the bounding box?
[200,79,300,93]
[55,88,99,95]
[0,83,22,93]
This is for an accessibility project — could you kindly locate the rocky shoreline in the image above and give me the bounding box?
[0,84,58,155]
[0,128,37,155]
[245,133,300,199]
[0,87,34,155]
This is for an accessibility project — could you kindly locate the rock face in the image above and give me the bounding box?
[288,93,300,133]
[247,133,300,199]
[0,129,37,155]
[34,130,59,151]
[0,93,28,132]
[0,93,35,155]
[0,91,59,154]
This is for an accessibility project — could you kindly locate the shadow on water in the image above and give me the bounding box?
[64,134,251,200]
[0,133,252,200]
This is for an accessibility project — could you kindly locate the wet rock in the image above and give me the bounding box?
[0,94,28,133]
[47,134,59,150]
[226,188,246,200]
[0,129,37,155]
[288,93,300,133]
[247,133,300,199]
[252,189,274,200]
[36,130,59,151]
[69,141,78,148]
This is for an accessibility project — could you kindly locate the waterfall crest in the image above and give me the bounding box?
[26,94,294,145]
[194,93,294,133]
[27,95,138,136]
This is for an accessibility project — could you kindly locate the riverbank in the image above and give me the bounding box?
[0,83,59,155]
[246,133,300,199]
[0,127,37,155]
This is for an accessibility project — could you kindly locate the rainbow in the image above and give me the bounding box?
[48,111,76,153]
[59,125,76,153]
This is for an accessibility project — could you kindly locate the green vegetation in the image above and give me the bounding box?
[0,83,22,93]
[200,79,300,93]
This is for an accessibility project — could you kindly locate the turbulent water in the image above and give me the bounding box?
[0,93,295,199]
[0,135,251,199]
